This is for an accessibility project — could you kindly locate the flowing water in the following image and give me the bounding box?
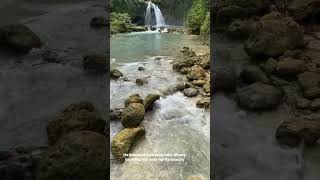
[145,1,165,28]
[110,32,210,179]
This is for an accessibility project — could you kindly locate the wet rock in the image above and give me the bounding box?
[196,98,210,108]
[186,65,206,81]
[110,69,123,79]
[138,66,145,71]
[198,54,210,69]
[83,54,108,73]
[296,97,311,109]
[110,108,123,121]
[180,67,190,74]
[193,79,206,86]
[237,82,282,110]
[226,20,256,39]
[144,94,160,111]
[215,6,248,28]
[124,94,143,107]
[42,50,60,63]
[244,12,304,58]
[263,58,278,74]
[214,0,272,16]
[310,98,320,111]
[240,64,270,84]
[203,83,210,93]
[46,102,106,145]
[298,72,320,99]
[275,58,307,77]
[183,88,199,97]
[175,82,186,91]
[121,103,145,128]
[90,16,108,28]
[185,82,195,89]
[0,24,42,53]
[288,0,320,24]
[213,66,237,92]
[173,48,197,71]
[131,26,146,32]
[136,78,148,86]
[276,120,320,147]
[111,127,145,162]
[36,131,108,180]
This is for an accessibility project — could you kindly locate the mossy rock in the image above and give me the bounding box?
[124,94,143,107]
[111,127,145,162]
[36,131,108,180]
[144,94,160,111]
[121,103,145,127]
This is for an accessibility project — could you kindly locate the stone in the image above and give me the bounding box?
[0,24,42,53]
[42,50,60,63]
[240,64,270,84]
[310,98,320,111]
[121,103,145,128]
[226,20,256,39]
[136,78,148,86]
[215,6,248,28]
[263,58,278,74]
[298,72,320,99]
[244,12,304,58]
[183,88,199,97]
[276,120,320,147]
[110,108,123,121]
[36,131,108,180]
[111,127,145,162]
[193,80,207,86]
[275,58,307,76]
[46,102,106,145]
[138,66,145,71]
[288,0,320,24]
[124,94,143,107]
[110,69,123,79]
[237,82,282,110]
[83,54,108,73]
[213,66,237,92]
[144,94,160,111]
[186,65,206,80]
[196,98,210,108]
[203,83,210,93]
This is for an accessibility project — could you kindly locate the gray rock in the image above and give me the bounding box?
[240,64,270,84]
[183,88,199,97]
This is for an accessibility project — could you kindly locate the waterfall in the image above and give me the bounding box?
[145,1,166,31]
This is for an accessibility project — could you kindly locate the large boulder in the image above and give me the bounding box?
[46,102,106,145]
[244,12,304,58]
[0,24,42,53]
[240,64,270,84]
[121,103,145,128]
[298,72,320,99]
[237,82,282,110]
[83,54,108,73]
[124,94,143,107]
[288,0,320,24]
[111,127,145,162]
[187,65,206,80]
[144,94,160,111]
[276,120,320,147]
[36,131,108,180]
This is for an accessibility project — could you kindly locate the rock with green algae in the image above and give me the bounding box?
[121,103,145,128]
[36,131,108,180]
[124,94,144,107]
[110,69,123,79]
[111,127,145,162]
[196,98,210,108]
[187,65,206,81]
[136,78,148,86]
[46,102,106,145]
[144,94,160,111]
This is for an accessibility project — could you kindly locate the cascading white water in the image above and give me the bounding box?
[145,1,166,31]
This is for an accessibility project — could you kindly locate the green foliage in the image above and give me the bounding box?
[110,12,133,34]
[111,0,145,25]
[185,0,209,34]
[200,12,210,45]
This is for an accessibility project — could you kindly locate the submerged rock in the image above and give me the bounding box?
[124,94,143,107]
[144,94,160,111]
[36,131,108,180]
[276,120,320,147]
[138,66,145,71]
[111,127,145,162]
[196,98,210,108]
[244,12,304,58]
[237,82,282,110]
[121,103,145,128]
[83,54,108,73]
[298,72,320,99]
[46,102,106,145]
[0,24,42,53]
[110,69,123,79]
[184,88,199,97]
[136,78,148,86]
